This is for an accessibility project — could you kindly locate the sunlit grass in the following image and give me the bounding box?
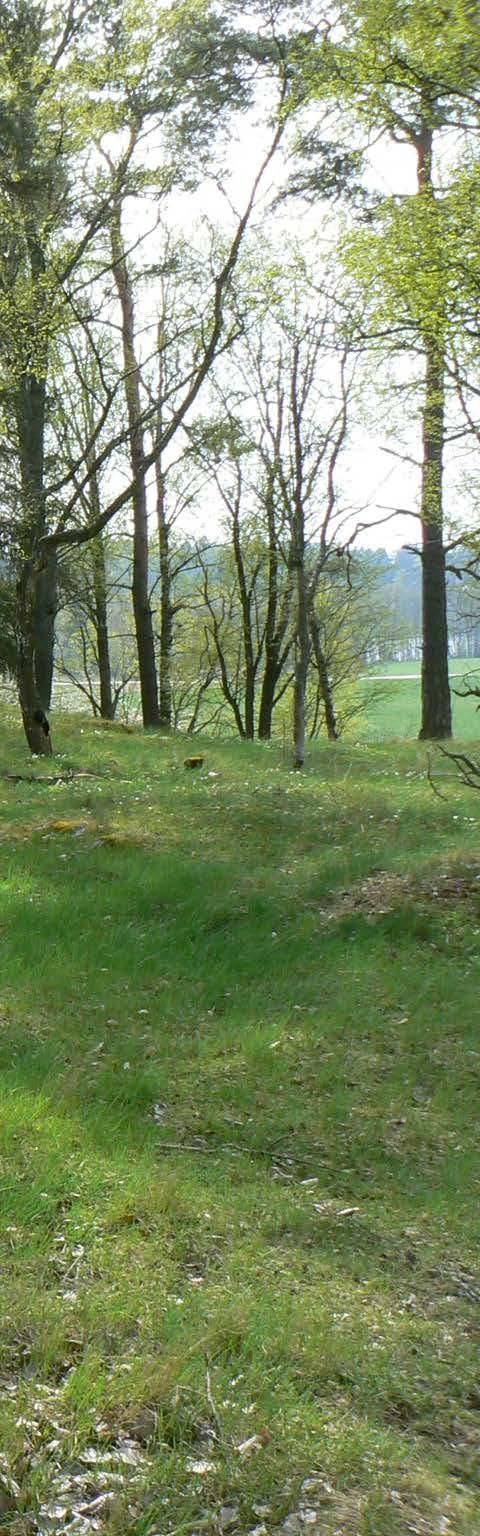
[0,710,479,1533]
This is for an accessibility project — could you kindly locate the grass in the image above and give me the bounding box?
[0,706,479,1534]
[356,660,480,742]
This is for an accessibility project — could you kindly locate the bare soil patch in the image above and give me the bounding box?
[321,859,480,922]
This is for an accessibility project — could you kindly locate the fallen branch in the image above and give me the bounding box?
[439,747,480,790]
[426,752,448,801]
[2,769,106,784]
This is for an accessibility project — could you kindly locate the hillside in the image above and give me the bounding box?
[0,712,479,1536]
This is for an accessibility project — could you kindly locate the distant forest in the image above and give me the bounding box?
[365,548,480,662]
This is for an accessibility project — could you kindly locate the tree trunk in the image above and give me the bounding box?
[291,340,310,769]
[292,538,309,769]
[33,549,57,711]
[111,207,160,728]
[416,123,452,741]
[258,468,291,740]
[418,338,451,738]
[258,666,277,741]
[17,561,53,755]
[15,354,53,754]
[310,609,339,740]
[156,459,173,729]
[231,493,255,738]
[92,536,115,719]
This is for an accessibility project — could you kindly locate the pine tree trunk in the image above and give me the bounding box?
[111,208,160,729]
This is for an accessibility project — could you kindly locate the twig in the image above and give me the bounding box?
[440,747,480,790]
[154,1138,321,1167]
[426,752,448,801]
[206,1366,223,1440]
[1,770,105,784]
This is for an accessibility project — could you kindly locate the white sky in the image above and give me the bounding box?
[120,105,470,557]
[180,129,425,553]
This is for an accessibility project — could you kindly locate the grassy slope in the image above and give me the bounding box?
[0,709,479,1535]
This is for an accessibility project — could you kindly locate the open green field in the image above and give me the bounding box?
[356,662,480,743]
[0,708,479,1535]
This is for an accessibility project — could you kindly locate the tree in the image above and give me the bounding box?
[300,0,480,738]
[187,249,357,759]
[56,533,136,719]
[240,256,355,767]
[0,0,293,754]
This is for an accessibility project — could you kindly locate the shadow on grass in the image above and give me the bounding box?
[0,820,478,1254]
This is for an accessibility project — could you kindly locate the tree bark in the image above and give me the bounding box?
[310,608,339,740]
[15,352,53,754]
[418,338,452,738]
[293,560,309,768]
[33,549,57,711]
[17,559,53,755]
[92,535,115,719]
[111,207,160,728]
[231,490,256,738]
[155,458,173,729]
[258,467,291,740]
[291,341,309,769]
[416,122,452,740]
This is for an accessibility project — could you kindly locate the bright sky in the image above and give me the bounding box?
[122,101,464,557]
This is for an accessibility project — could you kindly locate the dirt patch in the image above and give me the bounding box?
[320,860,480,923]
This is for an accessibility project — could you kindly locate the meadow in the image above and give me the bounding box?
[354,661,480,743]
[0,703,479,1535]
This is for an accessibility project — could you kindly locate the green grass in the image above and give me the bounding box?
[0,708,479,1534]
[355,660,480,742]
